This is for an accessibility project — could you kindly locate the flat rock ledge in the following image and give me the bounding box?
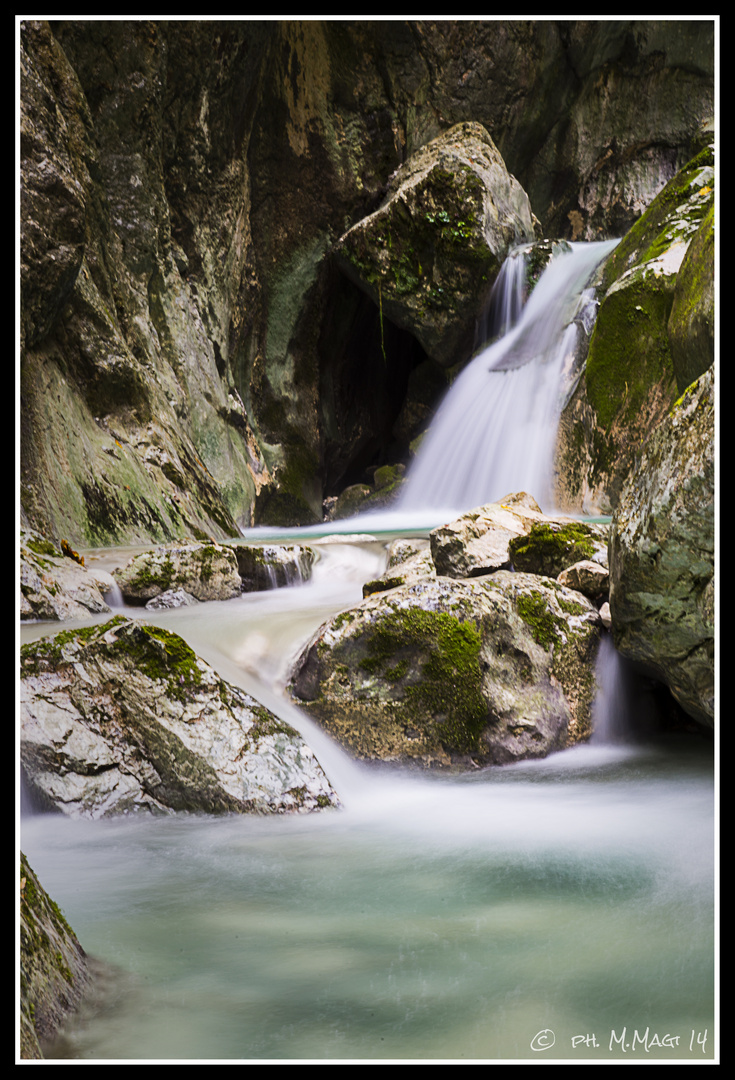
[21,616,340,818]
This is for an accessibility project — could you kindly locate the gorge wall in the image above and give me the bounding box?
[20,20,715,543]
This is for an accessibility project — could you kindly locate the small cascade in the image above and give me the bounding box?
[475,243,529,346]
[591,634,635,744]
[401,239,618,515]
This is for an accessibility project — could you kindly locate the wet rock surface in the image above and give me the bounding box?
[21,617,341,818]
[609,366,714,727]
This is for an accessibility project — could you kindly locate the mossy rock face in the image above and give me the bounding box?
[21,617,341,817]
[555,146,715,514]
[609,366,714,728]
[333,122,536,368]
[20,852,89,1059]
[290,573,601,767]
[667,203,714,393]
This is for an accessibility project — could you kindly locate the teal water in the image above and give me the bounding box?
[23,736,714,1062]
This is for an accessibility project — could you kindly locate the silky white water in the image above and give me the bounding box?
[401,240,618,515]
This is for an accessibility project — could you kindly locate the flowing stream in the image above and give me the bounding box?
[20,242,715,1061]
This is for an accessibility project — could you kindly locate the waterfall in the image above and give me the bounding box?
[474,243,529,346]
[401,239,618,515]
[591,634,635,744]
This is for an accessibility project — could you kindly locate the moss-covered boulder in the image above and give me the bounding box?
[326,464,407,521]
[20,853,89,1059]
[113,541,242,604]
[609,365,714,727]
[21,617,341,816]
[555,145,715,513]
[289,571,601,768]
[334,122,537,368]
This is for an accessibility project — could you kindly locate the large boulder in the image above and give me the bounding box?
[334,122,537,367]
[609,366,714,727]
[555,145,715,513]
[20,853,89,1059]
[290,571,601,768]
[21,617,341,817]
[113,541,242,604]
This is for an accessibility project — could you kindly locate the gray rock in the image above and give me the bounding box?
[20,528,112,621]
[334,122,537,367]
[145,588,199,610]
[362,542,435,599]
[609,365,714,726]
[557,559,610,600]
[21,617,341,817]
[113,542,242,604]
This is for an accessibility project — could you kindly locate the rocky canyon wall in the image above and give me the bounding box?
[20,20,714,543]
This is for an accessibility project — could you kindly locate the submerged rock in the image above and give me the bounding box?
[21,617,340,817]
[113,541,242,604]
[290,571,600,769]
[20,528,114,621]
[609,366,714,727]
[20,852,89,1059]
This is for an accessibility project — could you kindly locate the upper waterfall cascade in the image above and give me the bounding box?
[401,240,618,515]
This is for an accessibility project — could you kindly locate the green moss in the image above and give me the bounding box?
[515,591,565,650]
[130,554,176,593]
[509,523,596,576]
[24,534,60,558]
[112,623,203,701]
[362,576,405,598]
[359,608,487,752]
